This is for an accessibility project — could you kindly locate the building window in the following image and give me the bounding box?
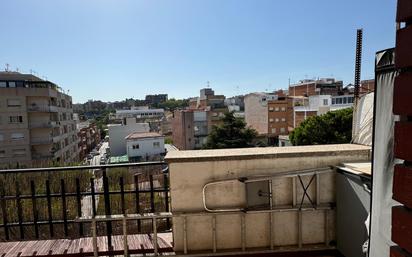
[280,127,286,133]
[275,107,279,111]
[271,128,277,133]
[281,107,286,111]
[0,150,5,158]
[153,142,160,148]
[7,99,21,107]
[269,118,274,122]
[348,97,354,103]
[11,133,24,140]
[132,144,140,149]
[9,116,23,123]
[281,118,286,122]
[332,98,336,105]
[8,82,16,88]
[343,97,347,104]
[275,118,279,122]
[0,82,6,88]
[323,99,328,106]
[12,149,26,156]
[269,107,274,111]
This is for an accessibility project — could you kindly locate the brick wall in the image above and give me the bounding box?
[391,1,412,255]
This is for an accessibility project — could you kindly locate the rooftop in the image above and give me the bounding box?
[0,71,45,82]
[125,131,163,140]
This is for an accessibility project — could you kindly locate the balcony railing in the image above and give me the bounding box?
[30,137,54,145]
[28,105,58,113]
[0,162,170,244]
[29,121,58,129]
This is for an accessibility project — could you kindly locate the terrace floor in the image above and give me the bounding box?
[0,233,173,257]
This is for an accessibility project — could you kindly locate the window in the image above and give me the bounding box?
[343,97,347,104]
[280,127,286,133]
[0,82,6,88]
[11,133,24,140]
[281,107,286,111]
[269,107,274,111]
[275,107,279,111]
[275,118,279,122]
[271,128,277,133]
[153,142,160,148]
[281,118,286,122]
[132,144,140,149]
[9,116,23,123]
[269,118,274,122]
[0,150,5,158]
[332,98,336,105]
[348,97,354,103]
[13,149,26,156]
[8,82,16,88]
[7,99,21,107]
[323,99,328,106]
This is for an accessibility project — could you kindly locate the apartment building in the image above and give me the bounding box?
[267,97,289,136]
[244,92,278,135]
[77,121,100,160]
[189,88,226,110]
[114,106,164,120]
[289,78,343,97]
[0,72,78,166]
[292,94,354,128]
[145,94,168,105]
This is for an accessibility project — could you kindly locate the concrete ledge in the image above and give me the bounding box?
[165,144,371,163]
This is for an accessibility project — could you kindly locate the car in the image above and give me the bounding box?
[100,156,106,164]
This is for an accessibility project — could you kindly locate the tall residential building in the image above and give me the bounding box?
[0,72,78,166]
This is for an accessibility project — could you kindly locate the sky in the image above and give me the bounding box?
[0,0,397,103]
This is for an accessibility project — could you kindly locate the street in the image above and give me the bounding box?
[80,142,109,217]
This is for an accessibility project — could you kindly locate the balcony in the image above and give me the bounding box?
[0,144,371,257]
[30,137,54,145]
[28,104,58,113]
[29,121,58,129]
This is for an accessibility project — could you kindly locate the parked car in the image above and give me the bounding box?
[86,154,93,160]
[100,156,106,164]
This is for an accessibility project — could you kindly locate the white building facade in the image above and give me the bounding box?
[108,118,150,156]
[125,132,165,161]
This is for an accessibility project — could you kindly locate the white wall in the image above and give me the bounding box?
[126,136,165,158]
[108,122,150,156]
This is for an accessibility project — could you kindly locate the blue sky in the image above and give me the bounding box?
[0,0,396,103]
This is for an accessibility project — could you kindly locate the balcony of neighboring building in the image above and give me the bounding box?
[28,120,58,129]
[27,103,59,113]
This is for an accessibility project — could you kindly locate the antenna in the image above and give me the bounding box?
[206,81,210,88]
[5,63,10,72]
[354,29,363,100]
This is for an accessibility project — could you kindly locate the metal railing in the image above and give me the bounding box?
[0,161,170,242]
[28,105,59,113]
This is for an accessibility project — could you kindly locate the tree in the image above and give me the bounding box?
[204,112,258,149]
[289,108,353,146]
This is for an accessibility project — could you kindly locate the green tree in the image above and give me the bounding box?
[204,112,258,149]
[289,108,353,146]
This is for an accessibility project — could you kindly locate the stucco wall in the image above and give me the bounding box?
[166,144,371,252]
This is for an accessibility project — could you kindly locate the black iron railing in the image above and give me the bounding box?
[0,161,170,242]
